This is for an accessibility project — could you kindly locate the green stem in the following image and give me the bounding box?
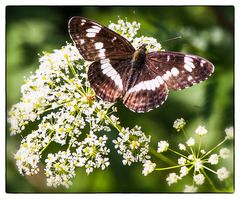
[66,55,78,77]
[69,64,77,77]
[201,168,218,191]
[201,138,227,159]
[39,131,54,154]
[42,104,64,113]
[189,146,196,159]
[181,128,188,141]
[155,164,190,171]
[168,148,188,159]
[202,165,217,174]
[197,136,202,158]
[60,73,86,97]
[105,114,122,132]
[149,148,175,165]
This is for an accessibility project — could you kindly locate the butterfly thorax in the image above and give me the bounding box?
[131,44,147,68]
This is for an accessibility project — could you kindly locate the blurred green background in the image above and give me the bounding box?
[6,6,234,192]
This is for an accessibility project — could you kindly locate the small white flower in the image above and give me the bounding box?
[193,173,205,185]
[200,149,206,154]
[225,127,233,140]
[186,137,195,146]
[188,154,194,161]
[180,166,188,177]
[195,125,208,136]
[208,154,219,165]
[142,160,156,176]
[184,185,197,192]
[173,118,186,131]
[217,167,230,181]
[130,140,140,150]
[51,102,58,109]
[178,143,186,151]
[157,141,169,153]
[122,150,135,166]
[166,173,181,186]
[194,159,203,172]
[219,148,230,159]
[97,110,107,121]
[178,157,186,165]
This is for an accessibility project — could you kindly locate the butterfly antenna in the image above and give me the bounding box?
[160,35,182,43]
[132,10,143,45]
[139,28,143,45]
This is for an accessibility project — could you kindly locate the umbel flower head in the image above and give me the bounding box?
[155,118,233,192]
[8,18,158,188]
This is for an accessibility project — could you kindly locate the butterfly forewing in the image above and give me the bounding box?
[88,58,133,102]
[146,51,214,90]
[68,17,135,61]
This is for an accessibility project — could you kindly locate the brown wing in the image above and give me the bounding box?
[146,51,214,90]
[68,16,135,61]
[123,65,169,113]
[88,58,132,102]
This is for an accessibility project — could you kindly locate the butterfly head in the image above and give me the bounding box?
[139,43,147,51]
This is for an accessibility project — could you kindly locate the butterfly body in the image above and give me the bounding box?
[68,17,214,113]
[122,45,146,92]
[131,44,146,66]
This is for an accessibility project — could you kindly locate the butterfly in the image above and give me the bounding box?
[68,16,214,113]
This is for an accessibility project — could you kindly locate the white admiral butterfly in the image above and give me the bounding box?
[68,17,214,113]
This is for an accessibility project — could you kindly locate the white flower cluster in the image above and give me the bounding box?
[8,44,123,188]
[108,18,140,41]
[142,160,156,176]
[45,134,110,187]
[45,150,75,188]
[225,127,234,139]
[157,141,169,153]
[14,130,43,175]
[75,133,110,173]
[157,118,233,192]
[173,118,186,132]
[113,126,151,166]
[8,44,82,135]
[108,18,161,52]
[195,125,208,136]
[132,36,162,52]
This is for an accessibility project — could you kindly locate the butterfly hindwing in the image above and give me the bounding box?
[68,16,135,61]
[123,65,169,113]
[146,51,214,90]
